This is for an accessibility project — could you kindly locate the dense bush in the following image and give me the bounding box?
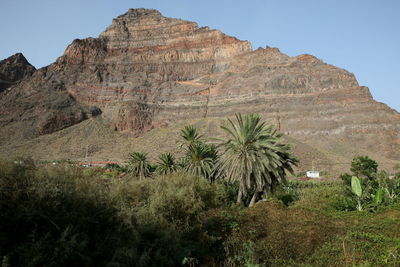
[0,160,229,266]
[220,182,400,266]
[109,172,229,265]
[1,158,400,266]
[339,156,400,211]
[0,160,140,266]
[350,156,378,179]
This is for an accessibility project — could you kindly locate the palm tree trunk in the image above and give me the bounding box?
[249,191,258,207]
[236,183,244,205]
[270,178,277,194]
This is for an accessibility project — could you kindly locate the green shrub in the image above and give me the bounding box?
[222,200,343,266]
[340,159,400,212]
[0,160,140,266]
[105,163,126,173]
[110,172,229,265]
[271,180,300,206]
[350,156,378,179]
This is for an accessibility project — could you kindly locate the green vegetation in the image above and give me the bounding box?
[1,113,400,266]
[179,125,204,149]
[126,113,298,207]
[216,113,297,206]
[340,156,400,212]
[0,160,229,266]
[126,152,152,179]
[1,159,399,266]
[351,176,363,211]
[350,155,378,179]
[155,152,177,175]
[182,142,218,181]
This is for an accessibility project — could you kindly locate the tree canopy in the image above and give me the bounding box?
[217,113,297,206]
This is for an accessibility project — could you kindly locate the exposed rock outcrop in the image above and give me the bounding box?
[0,57,100,139]
[0,53,36,92]
[0,8,399,163]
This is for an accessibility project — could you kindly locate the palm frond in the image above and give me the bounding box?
[218,113,298,201]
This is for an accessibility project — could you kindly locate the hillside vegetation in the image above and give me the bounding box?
[1,159,399,266]
[1,113,399,266]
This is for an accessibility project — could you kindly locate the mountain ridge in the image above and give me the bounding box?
[0,8,399,172]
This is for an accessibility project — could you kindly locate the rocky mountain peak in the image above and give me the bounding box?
[98,8,252,56]
[0,9,399,168]
[104,8,163,31]
[4,53,31,65]
[0,53,36,92]
[125,8,162,18]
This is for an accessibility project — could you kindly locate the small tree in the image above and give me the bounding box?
[350,156,378,179]
[180,125,203,150]
[127,152,152,179]
[179,125,218,181]
[183,142,218,181]
[156,152,177,175]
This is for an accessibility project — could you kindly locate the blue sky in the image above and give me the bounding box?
[1,0,399,111]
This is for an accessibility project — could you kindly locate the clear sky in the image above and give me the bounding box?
[1,0,399,111]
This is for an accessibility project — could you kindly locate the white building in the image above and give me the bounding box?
[306,171,320,178]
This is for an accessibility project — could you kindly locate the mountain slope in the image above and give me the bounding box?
[0,8,398,171]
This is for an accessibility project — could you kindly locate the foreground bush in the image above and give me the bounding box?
[340,156,400,211]
[221,182,400,266]
[0,161,228,266]
[0,160,140,266]
[1,159,400,266]
[109,172,228,265]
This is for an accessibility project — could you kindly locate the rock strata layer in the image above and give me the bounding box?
[0,8,399,161]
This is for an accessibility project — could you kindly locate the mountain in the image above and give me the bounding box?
[0,8,399,173]
[0,53,36,92]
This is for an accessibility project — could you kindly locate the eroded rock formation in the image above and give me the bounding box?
[0,8,399,160]
[0,53,36,92]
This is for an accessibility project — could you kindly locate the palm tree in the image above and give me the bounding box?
[183,142,218,181]
[217,113,297,207]
[268,143,298,193]
[180,125,203,150]
[156,152,177,175]
[127,152,152,179]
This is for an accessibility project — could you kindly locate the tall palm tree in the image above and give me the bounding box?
[217,113,297,207]
[127,152,152,179]
[183,142,218,181]
[156,152,177,175]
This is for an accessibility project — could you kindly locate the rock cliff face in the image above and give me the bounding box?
[0,8,399,161]
[0,53,36,92]
[0,56,100,139]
